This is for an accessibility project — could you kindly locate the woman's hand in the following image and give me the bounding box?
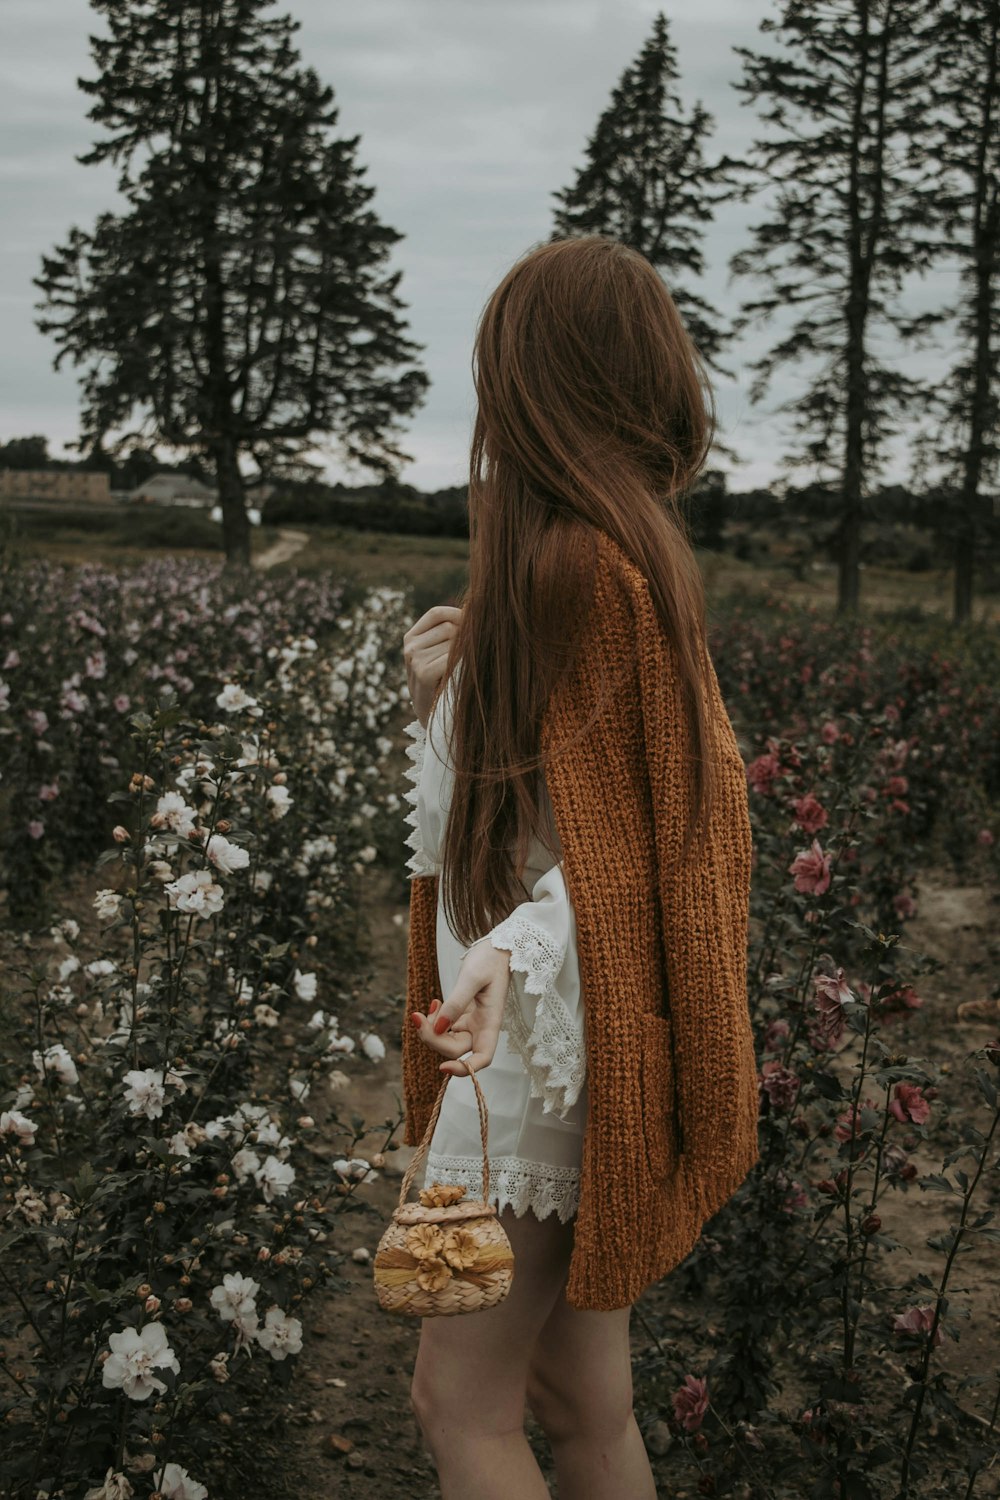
[410,942,511,1076]
[403,604,462,728]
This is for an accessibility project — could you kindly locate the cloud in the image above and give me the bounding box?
[0,0,957,494]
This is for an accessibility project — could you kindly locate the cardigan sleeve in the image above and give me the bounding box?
[481,862,586,1121]
[630,571,757,1196]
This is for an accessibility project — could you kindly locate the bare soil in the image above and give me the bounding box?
[245,862,1000,1500]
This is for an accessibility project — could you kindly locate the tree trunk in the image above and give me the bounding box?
[953,0,998,626]
[212,437,251,568]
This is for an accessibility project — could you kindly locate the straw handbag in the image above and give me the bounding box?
[373,1056,514,1316]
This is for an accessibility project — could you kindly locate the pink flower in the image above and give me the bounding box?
[893,890,917,919]
[889,1082,931,1125]
[811,966,855,1042]
[27,820,45,840]
[37,781,60,803]
[977,829,995,847]
[27,709,48,735]
[820,720,840,744]
[762,1017,790,1053]
[877,982,923,1023]
[792,794,828,834]
[834,1096,881,1142]
[759,1060,800,1113]
[883,775,909,798]
[747,752,782,795]
[672,1374,709,1433]
[789,839,832,895]
[114,694,131,713]
[892,1305,942,1346]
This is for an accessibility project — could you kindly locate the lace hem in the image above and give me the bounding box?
[402,718,437,880]
[422,1149,580,1225]
[489,913,586,1120]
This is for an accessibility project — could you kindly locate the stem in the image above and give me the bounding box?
[899,1102,1000,1496]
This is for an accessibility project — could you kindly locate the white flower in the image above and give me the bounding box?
[84,1468,134,1500]
[293,969,317,1002]
[216,682,258,712]
[255,1155,295,1202]
[86,959,117,978]
[326,1033,355,1055]
[151,791,198,837]
[166,1131,192,1159]
[208,1351,230,1383]
[357,844,378,863]
[122,1069,168,1120]
[332,1157,377,1182]
[360,1032,385,1063]
[57,955,81,982]
[165,868,225,917]
[152,1462,208,1500]
[32,1043,79,1086]
[253,1003,280,1027]
[231,1147,261,1184]
[205,834,251,875]
[255,1305,304,1361]
[210,1272,260,1324]
[328,1069,351,1092]
[60,917,81,941]
[307,1007,329,1030]
[1,1109,38,1146]
[266,784,293,818]
[101,1322,180,1401]
[289,1077,310,1101]
[148,859,175,883]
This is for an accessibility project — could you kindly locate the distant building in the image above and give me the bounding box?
[0,469,111,503]
[129,472,218,508]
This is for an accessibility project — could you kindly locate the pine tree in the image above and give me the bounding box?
[729,0,941,614]
[552,12,736,377]
[34,0,428,566]
[907,0,1000,624]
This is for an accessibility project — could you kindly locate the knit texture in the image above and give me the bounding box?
[400,529,759,1311]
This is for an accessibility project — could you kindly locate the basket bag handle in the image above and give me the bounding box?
[396,1055,491,1209]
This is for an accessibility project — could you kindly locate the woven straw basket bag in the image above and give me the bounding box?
[373,1056,514,1317]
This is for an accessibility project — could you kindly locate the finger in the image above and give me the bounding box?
[440,1046,494,1076]
[432,983,477,1034]
[411,1011,474,1058]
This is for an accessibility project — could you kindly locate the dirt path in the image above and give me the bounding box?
[253,528,310,571]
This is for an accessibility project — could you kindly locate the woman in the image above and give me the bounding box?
[399,235,758,1499]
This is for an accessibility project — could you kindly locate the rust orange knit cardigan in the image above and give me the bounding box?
[400,529,759,1311]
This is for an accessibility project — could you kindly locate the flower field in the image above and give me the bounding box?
[1,555,999,1500]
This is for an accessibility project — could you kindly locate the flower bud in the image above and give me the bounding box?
[113,825,131,843]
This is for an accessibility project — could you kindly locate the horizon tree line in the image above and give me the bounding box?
[27,0,1000,620]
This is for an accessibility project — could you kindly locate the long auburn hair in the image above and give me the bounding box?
[436,234,719,949]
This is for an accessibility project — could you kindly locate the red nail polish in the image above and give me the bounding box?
[434,1016,448,1035]
[410,1013,422,1028]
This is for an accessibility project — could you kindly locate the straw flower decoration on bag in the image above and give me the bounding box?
[373,1056,514,1316]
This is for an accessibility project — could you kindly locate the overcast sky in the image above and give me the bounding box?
[1,0,955,492]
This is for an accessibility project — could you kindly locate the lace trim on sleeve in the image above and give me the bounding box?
[488,913,586,1120]
[402,718,437,880]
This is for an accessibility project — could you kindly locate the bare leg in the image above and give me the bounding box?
[410,1204,575,1500]
[526,1288,657,1500]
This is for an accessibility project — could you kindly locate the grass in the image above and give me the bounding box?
[2,501,998,627]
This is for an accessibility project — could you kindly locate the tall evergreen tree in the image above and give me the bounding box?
[729,0,939,614]
[908,0,1000,624]
[34,0,428,566]
[552,13,736,377]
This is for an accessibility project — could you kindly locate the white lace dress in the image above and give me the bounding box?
[402,676,588,1224]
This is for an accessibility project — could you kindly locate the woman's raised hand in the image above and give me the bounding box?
[410,942,511,1075]
[402,604,462,728]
